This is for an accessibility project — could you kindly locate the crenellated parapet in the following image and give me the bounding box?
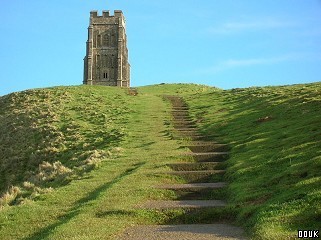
[90,10,123,18]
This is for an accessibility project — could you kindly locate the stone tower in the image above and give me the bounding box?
[83,10,130,87]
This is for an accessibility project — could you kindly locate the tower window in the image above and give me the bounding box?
[103,34,110,46]
[103,72,108,79]
[97,35,101,47]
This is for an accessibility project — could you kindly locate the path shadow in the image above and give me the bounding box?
[24,162,145,240]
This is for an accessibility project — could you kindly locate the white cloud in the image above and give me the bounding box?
[223,56,288,67]
[208,18,297,35]
[201,54,300,74]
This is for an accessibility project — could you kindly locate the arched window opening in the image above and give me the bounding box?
[96,55,100,66]
[103,34,109,46]
[111,55,115,68]
[111,33,116,46]
[104,55,108,67]
[97,35,101,47]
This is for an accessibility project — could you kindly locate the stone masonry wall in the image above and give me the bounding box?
[83,10,130,87]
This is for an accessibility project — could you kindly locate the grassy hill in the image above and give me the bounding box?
[182,83,321,238]
[0,83,321,239]
[0,86,130,201]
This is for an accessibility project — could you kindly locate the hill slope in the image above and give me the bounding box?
[0,86,129,203]
[0,83,321,239]
[182,82,321,238]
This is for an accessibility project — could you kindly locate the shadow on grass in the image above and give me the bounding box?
[167,207,237,224]
[96,209,137,218]
[24,162,145,240]
[140,207,237,225]
[187,86,321,234]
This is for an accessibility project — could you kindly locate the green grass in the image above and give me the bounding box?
[184,82,321,239]
[0,84,201,239]
[0,82,321,239]
[0,86,130,199]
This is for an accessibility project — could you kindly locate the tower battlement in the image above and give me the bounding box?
[90,10,123,18]
[83,10,130,87]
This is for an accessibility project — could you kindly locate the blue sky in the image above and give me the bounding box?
[1,0,321,96]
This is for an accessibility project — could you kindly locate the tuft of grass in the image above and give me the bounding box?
[0,186,21,207]
[0,84,199,239]
[0,86,130,206]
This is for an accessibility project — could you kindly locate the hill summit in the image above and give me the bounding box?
[1,83,321,239]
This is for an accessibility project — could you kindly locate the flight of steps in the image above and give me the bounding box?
[119,96,246,240]
[149,96,230,211]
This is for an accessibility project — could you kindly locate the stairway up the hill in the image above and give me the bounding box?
[118,96,246,240]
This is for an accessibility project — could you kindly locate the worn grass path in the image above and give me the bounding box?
[0,90,186,239]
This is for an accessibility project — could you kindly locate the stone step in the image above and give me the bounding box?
[173,123,196,127]
[166,170,225,175]
[183,152,229,162]
[172,109,189,111]
[186,141,221,145]
[172,119,195,122]
[172,112,189,115]
[168,100,187,104]
[174,132,202,137]
[158,182,227,190]
[173,126,197,130]
[185,144,230,153]
[170,103,188,108]
[171,105,188,108]
[174,134,202,138]
[173,120,195,123]
[173,121,195,125]
[172,114,190,117]
[119,224,246,240]
[174,130,199,134]
[173,116,191,119]
[172,113,190,117]
[168,162,224,171]
[171,110,189,115]
[140,200,227,209]
[174,127,197,130]
[164,170,225,183]
[174,135,221,140]
[172,118,194,121]
[172,114,192,118]
[172,135,205,141]
[172,133,201,137]
[175,129,199,133]
[172,113,190,116]
[173,126,196,130]
[173,116,191,120]
[173,188,226,200]
[178,135,221,141]
[172,107,189,110]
